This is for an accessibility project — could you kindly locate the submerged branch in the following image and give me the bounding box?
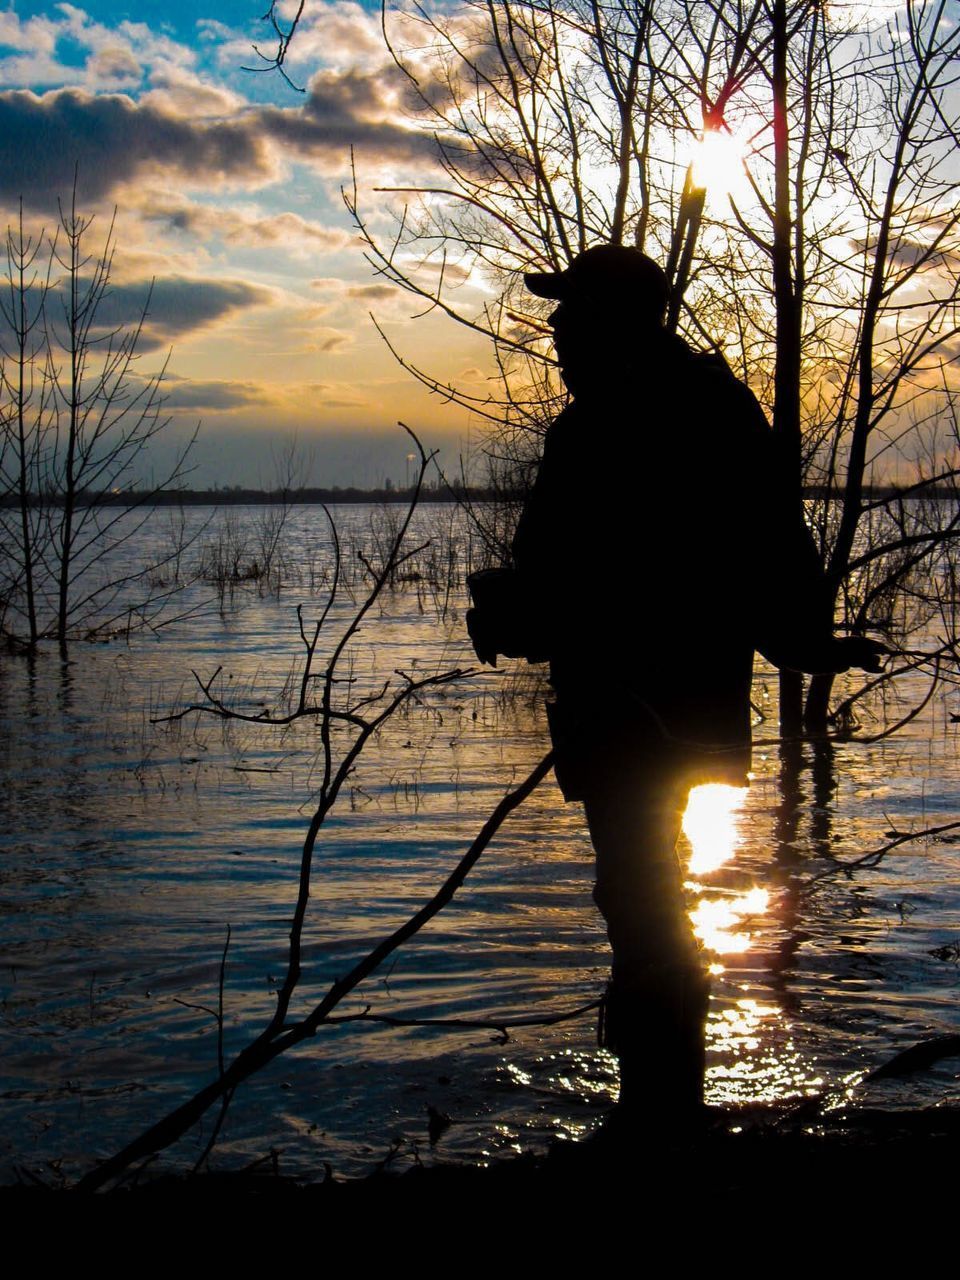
[74,750,556,1192]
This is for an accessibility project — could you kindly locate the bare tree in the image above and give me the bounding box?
[799,1,960,729]
[330,0,960,735]
[0,201,52,647]
[248,2,960,738]
[675,1,960,730]
[0,184,199,650]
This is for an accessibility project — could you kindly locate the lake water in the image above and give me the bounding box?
[1,503,959,1185]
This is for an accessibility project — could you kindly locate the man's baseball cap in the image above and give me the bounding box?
[524,245,669,318]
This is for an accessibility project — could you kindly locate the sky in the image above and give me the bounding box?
[0,1,495,488]
[2,3,953,492]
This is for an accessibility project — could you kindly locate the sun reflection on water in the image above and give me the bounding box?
[706,998,824,1105]
[681,784,822,1103]
[683,783,745,875]
[682,783,771,954]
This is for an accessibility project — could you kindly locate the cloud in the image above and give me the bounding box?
[0,5,195,90]
[141,65,243,118]
[43,274,272,349]
[0,88,276,209]
[346,283,397,302]
[0,272,272,371]
[317,332,350,352]
[84,46,142,90]
[211,2,386,77]
[145,199,350,254]
[133,277,273,344]
[256,67,440,169]
[160,376,264,411]
[314,396,364,409]
[309,278,399,305]
[0,70,439,212]
[158,373,370,420]
[412,259,473,285]
[0,10,68,87]
[273,378,365,410]
[850,235,960,274]
[0,10,58,56]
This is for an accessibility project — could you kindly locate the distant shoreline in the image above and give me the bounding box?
[1,482,951,509]
[0,485,507,509]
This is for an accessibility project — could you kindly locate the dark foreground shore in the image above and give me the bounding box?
[6,1105,958,1229]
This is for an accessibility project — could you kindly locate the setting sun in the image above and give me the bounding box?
[689,128,750,198]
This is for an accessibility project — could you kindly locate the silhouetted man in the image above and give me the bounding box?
[473,245,881,1127]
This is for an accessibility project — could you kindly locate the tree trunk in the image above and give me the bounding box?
[779,669,804,737]
[7,203,40,646]
[770,0,805,738]
[15,303,37,646]
[804,670,834,734]
[56,203,81,651]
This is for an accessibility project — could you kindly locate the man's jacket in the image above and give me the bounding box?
[511,332,835,793]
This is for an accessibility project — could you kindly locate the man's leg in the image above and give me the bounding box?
[584,771,709,1119]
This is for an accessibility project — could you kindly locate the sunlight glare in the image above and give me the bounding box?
[682,782,746,874]
[689,129,750,199]
[707,997,825,1106]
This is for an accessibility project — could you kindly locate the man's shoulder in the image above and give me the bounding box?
[672,337,747,388]
[674,343,771,436]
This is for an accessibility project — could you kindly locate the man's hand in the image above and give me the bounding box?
[465,607,499,667]
[833,635,888,673]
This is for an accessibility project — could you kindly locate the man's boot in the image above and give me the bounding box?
[599,963,709,1134]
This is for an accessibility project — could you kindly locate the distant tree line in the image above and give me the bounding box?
[4,480,952,509]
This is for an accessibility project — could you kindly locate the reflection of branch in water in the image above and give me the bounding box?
[773,738,805,862]
[809,739,836,857]
[829,648,945,742]
[799,818,960,896]
[775,1032,960,1131]
[326,996,600,1046]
